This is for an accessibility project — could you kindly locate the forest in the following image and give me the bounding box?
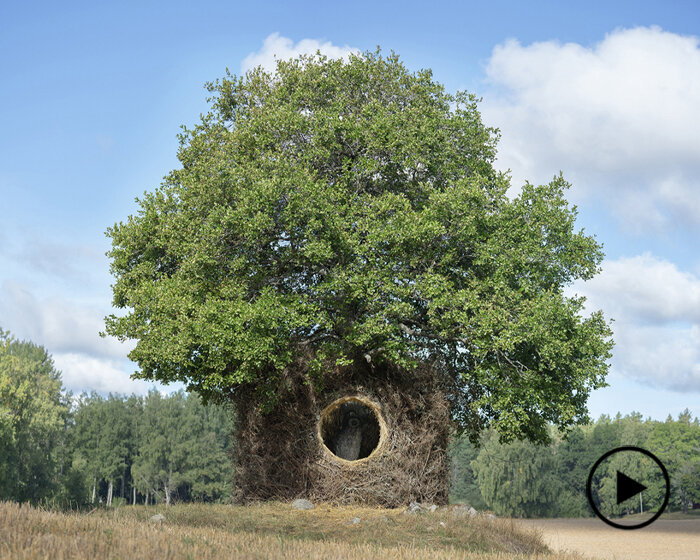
[451,410,700,517]
[0,329,234,508]
[1,328,698,517]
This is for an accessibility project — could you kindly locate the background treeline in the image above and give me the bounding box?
[2,329,699,515]
[1,329,234,508]
[451,411,700,517]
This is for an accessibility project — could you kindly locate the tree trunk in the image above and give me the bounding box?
[133,486,136,506]
[91,476,96,504]
[164,481,171,506]
[16,454,22,497]
[107,478,113,507]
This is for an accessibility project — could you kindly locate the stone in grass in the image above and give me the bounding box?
[348,517,362,525]
[291,498,315,510]
[403,502,438,515]
[403,501,423,515]
[150,513,166,523]
[452,505,478,518]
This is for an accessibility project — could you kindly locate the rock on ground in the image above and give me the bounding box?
[452,505,478,518]
[403,501,439,515]
[291,499,315,510]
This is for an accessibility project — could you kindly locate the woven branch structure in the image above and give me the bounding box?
[232,358,452,507]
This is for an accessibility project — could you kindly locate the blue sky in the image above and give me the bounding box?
[1,1,699,421]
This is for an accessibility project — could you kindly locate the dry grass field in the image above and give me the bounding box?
[0,501,590,560]
[516,517,700,560]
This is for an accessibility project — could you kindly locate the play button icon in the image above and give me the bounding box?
[616,470,646,505]
[587,446,670,530]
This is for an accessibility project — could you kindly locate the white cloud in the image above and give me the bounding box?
[575,253,700,323]
[610,323,700,392]
[481,26,700,230]
[586,370,699,421]
[53,352,182,396]
[0,282,183,396]
[241,33,360,75]
[569,253,700,392]
[0,281,133,361]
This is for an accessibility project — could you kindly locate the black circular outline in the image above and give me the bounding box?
[586,446,670,530]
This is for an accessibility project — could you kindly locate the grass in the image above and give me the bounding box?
[0,501,591,560]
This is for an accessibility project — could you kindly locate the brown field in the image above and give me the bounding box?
[0,501,589,560]
[515,517,700,560]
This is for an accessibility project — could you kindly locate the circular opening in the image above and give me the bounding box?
[319,397,382,462]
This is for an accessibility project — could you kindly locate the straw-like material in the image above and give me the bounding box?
[232,357,452,507]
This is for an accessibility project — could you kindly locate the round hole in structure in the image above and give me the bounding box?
[318,397,383,462]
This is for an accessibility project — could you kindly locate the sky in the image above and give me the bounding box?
[1,0,699,421]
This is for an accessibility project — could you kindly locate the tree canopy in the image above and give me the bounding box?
[105,50,613,443]
[0,329,68,502]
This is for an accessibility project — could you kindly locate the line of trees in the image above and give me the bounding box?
[1,329,235,508]
[69,390,235,507]
[451,411,700,517]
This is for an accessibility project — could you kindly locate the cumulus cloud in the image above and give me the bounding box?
[0,281,133,361]
[53,353,142,394]
[611,323,700,392]
[569,253,700,392]
[481,26,700,230]
[0,282,183,396]
[577,253,700,323]
[53,352,182,396]
[241,32,360,74]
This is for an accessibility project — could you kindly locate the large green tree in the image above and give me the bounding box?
[471,429,560,517]
[104,50,613,444]
[0,329,68,502]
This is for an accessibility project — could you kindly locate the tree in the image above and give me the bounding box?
[448,434,487,509]
[104,50,613,503]
[647,410,700,513]
[72,393,106,504]
[0,329,68,503]
[132,390,192,506]
[551,426,593,517]
[97,396,133,506]
[471,429,560,517]
[180,393,235,502]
